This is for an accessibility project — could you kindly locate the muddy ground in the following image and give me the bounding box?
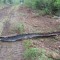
[0,5,60,60]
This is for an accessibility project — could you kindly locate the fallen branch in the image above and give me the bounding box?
[0,31,60,42]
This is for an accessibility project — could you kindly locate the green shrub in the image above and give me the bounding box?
[24,0,37,9]
[23,40,54,60]
[38,48,53,60]
[54,0,60,15]
[24,47,54,60]
[24,48,40,60]
[55,0,60,9]
[24,0,60,15]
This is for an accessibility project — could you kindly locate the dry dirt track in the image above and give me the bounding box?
[0,5,24,60]
[0,5,60,60]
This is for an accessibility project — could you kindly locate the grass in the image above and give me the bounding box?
[23,40,54,60]
[23,40,32,49]
[16,22,24,34]
[0,22,3,36]
[24,48,40,60]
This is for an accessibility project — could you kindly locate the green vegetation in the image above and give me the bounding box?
[23,40,54,60]
[24,0,60,15]
[23,40,32,49]
[24,48,40,60]
[10,22,24,34]
[16,23,24,34]
[0,0,60,15]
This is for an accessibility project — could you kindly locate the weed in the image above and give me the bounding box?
[24,48,40,60]
[24,47,54,60]
[23,40,54,60]
[16,22,24,34]
[24,0,60,15]
[23,40,33,49]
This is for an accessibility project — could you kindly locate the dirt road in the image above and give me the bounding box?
[0,5,24,60]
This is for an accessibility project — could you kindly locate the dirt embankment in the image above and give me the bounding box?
[0,5,60,60]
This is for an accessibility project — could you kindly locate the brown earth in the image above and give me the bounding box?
[0,5,60,60]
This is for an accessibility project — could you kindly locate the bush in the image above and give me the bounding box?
[23,40,54,60]
[24,48,40,60]
[55,0,60,9]
[24,0,60,15]
[24,0,37,9]
[54,0,60,15]
[24,47,54,60]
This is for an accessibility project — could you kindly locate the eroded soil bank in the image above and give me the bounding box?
[0,5,60,60]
